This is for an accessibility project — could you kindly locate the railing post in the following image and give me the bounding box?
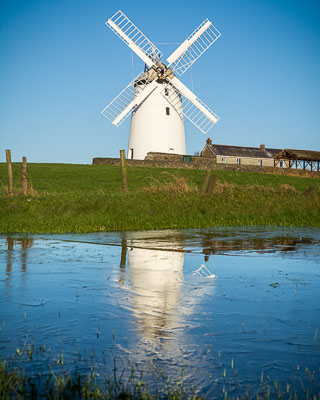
[120,150,128,193]
[5,149,14,194]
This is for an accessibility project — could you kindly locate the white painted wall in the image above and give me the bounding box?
[128,82,186,160]
[216,155,280,167]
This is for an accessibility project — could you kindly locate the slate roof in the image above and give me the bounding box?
[206,144,283,159]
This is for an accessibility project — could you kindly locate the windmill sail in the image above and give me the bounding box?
[167,18,221,76]
[163,77,219,134]
[106,10,162,68]
[101,72,157,127]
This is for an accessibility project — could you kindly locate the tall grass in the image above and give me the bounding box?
[1,355,319,400]
[0,184,319,233]
[0,163,319,233]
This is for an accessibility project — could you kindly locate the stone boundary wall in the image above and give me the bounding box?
[92,153,320,178]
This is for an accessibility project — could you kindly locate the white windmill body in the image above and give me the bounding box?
[128,80,185,159]
[101,11,221,160]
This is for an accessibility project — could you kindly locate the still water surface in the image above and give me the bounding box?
[1,228,319,396]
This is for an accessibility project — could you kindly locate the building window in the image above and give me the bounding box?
[279,161,283,168]
[237,158,241,165]
[221,157,226,163]
[258,160,263,166]
[165,88,169,96]
[166,107,170,115]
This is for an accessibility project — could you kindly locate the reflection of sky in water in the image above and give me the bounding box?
[0,228,319,396]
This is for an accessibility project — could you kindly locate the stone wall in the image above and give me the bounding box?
[92,152,320,178]
[93,153,218,170]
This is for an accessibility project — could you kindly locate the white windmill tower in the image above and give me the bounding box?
[101,10,221,160]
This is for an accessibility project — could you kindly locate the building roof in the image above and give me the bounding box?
[206,144,283,159]
[275,149,320,162]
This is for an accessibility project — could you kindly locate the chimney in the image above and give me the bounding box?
[260,144,265,150]
[206,137,212,145]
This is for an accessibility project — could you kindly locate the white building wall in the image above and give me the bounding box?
[216,155,282,167]
[128,82,186,160]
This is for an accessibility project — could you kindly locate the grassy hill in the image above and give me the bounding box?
[0,163,319,233]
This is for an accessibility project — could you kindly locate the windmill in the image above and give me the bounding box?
[101,10,221,160]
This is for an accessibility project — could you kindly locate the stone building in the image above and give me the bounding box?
[201,138,284,167]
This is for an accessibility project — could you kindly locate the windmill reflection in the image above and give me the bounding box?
[127,245,184,340]
[118,231,215,346]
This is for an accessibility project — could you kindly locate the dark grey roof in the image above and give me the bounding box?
[207,144,282,159]
[265,148,283,157]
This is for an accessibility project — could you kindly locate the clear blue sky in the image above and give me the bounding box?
[1,0,319,163]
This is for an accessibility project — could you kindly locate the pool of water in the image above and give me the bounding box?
[1,228,319,397]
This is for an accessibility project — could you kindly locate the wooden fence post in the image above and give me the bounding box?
[120,150,128,193]
[207,174,218,195]
[201,170,210,195]
[5,149,14,194]
[21,156,28,195]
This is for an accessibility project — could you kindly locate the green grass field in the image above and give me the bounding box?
[0,162,319,233]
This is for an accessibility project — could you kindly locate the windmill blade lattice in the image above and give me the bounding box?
[167,18,221,76]
[161,83,219,134]
[181,96,219,134]
[101,71,156,127]
[106,10,163,67]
